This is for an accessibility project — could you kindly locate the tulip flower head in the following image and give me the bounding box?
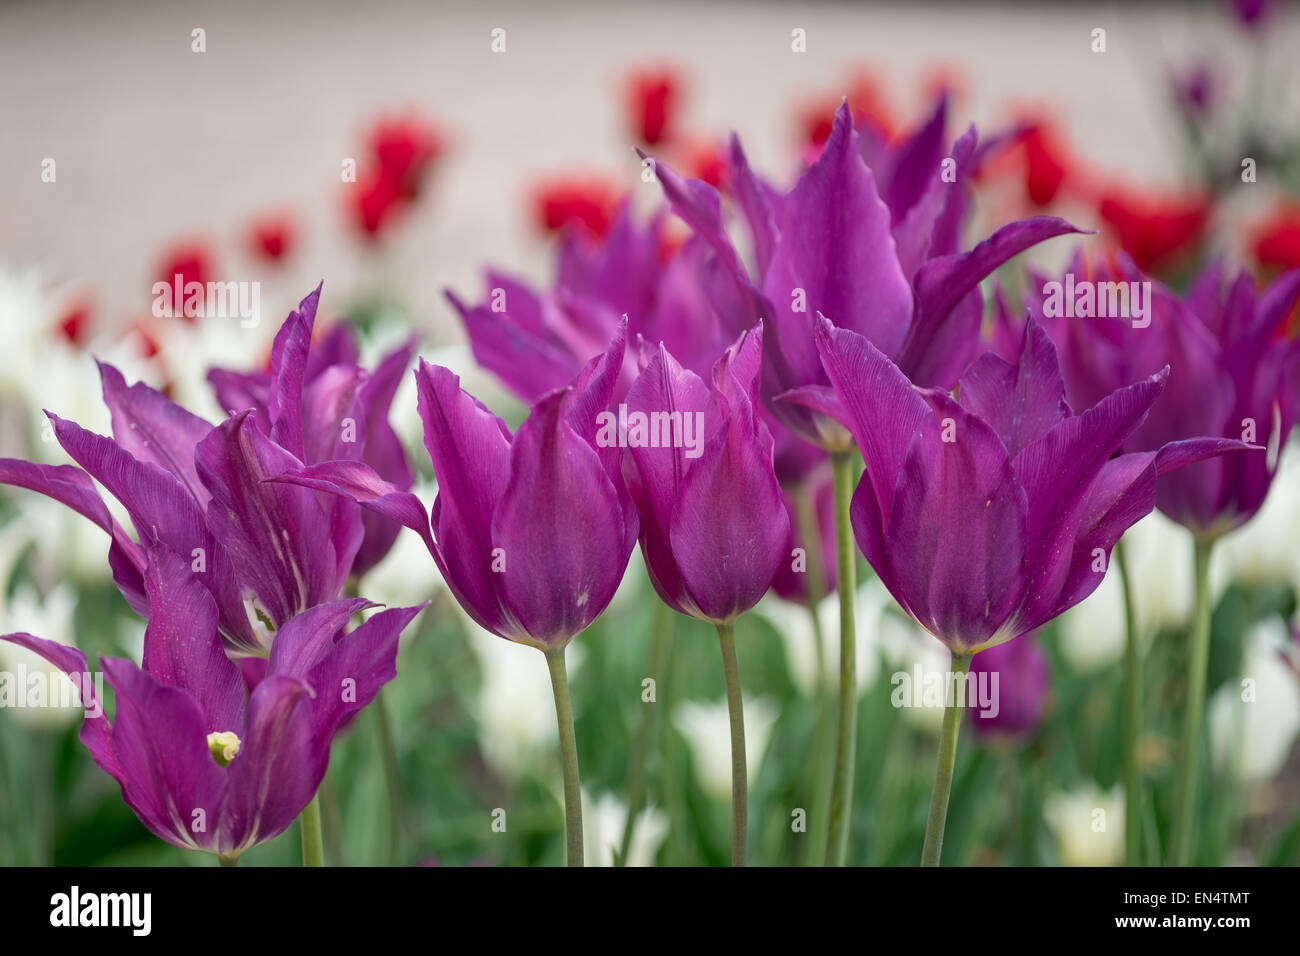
[278,322,638,651]
[621,324,790,625]
[0,286,404,658]
[1,544,423,861]
[812,314,1255,655]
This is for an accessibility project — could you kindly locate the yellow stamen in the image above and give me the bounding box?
[206,731,241,768]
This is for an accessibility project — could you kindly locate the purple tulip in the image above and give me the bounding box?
[622,324,790,625]
[0,287,402,657]
[207,299,417,579]
[1,543,423,861]
[968,632,1050,741]
[643,101,1083,450]
[1011,255,1300,540]
[810,314,1255,654]
[276,322,637,651]
[275,324,636,865]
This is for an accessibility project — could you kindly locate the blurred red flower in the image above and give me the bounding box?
[246,211,297,264]
[798,69,894,148]
[681,136,727,191]
[1253,204,1300,271]
[626,67,682,146]
[1097,187,1211,273]
[55,295,93,346]
[155,240,215,320]
[368,114,444,199]
[531,175,622,239]
[346,113,445,242]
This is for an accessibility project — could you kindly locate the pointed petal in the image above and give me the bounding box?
[218,674,319,853]
[196,412,356,632]
[267,284,322,461]
[304,604,426,738]
[1012,369,1167,632]
[100,656,228,852]
[140,544,244,734]
[899,216,1084,388]
[958,318,1070,457]
[669,387,790,623]
[414,360,514,633]
[885,389,1027,650]
[762,101,914,375]
[493,390,632,645]
[98,361,214,505]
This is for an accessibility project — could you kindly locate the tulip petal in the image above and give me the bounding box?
[1012,369,1167,632]
[669,393,790,623]
[763,101,913,380]
[493,390,631,645]
[899,216,1083,388]
[219,674,320,854]
[885,389,1027,650]
[140,544,245,734]
[415,361,514,634]
[100,656,229,852]
[958,318,1070,457]
[305,603,425,738]
[98,361,214,506]
[267,284,322,461]
[0,632,117,777]
[196,412,357,633]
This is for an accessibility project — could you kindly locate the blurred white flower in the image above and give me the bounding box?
[581,789,668,867]
[1212,440,1300,597]
[0,580,82,730]
[876,610,953,735]
[464,610,584,783]
[1058,510,1194,674]
[357,480,444,610]
[674,695,778,800]
[1043,782,1124,866]
[754,577,886,698]
[1208,616,1300,784]
[0,267,151,462]
[150,310,277,422]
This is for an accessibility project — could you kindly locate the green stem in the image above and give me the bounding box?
[716,621,747,866]
[1171,537,1214,866]
[1117,538,1142,866]
[921,651,971,867]
[300,793,324,867]
[804,602,836,867]
[824,449,858,866]
[617,601,674,865]
[373,691,403,865]
[546,648,583,866]
[218,854,239,867]
[794,479,834,867]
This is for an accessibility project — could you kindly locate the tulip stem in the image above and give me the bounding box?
[218,854,239,867]
[716,621,747,866]
[373,691,404,865]
[1171,537,1214,866]
[794,480,833,867]
[300,793,324,867]
[921,651,971,867]
[546,648,584,866]
[824,449,858,866]
[1117,538,1142,866]
[618,600,674,865]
